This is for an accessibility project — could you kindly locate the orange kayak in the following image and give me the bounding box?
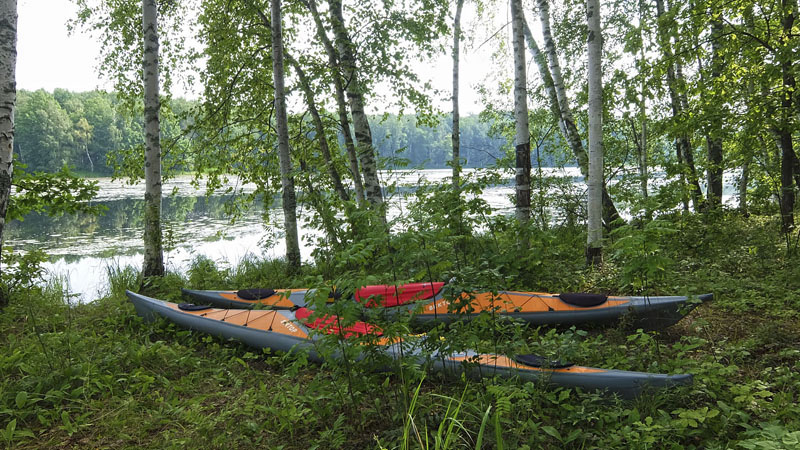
[182,282,711,329]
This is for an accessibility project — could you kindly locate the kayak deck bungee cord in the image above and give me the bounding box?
[128,290,692,398]
[182,282,711,329]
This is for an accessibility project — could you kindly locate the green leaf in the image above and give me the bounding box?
[541,425,562,442]
[15,391,28,409]
[5,419,16,439]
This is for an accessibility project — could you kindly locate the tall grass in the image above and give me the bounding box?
[104,261,140,298]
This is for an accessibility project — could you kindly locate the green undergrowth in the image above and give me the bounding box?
[2,212,800,448]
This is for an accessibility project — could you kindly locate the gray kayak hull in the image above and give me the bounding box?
[129,290,692,398]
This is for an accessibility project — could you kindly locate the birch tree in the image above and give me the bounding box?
[586,0,602,264]
[142,0,164,278]
[306,0,365,204]
[527,4,621,227]
[0,0,16,301]
[327,0,384,211]
[291,59,350,203]
[271,0,301,271]
[452,0,465,188]
[510,0,531,225]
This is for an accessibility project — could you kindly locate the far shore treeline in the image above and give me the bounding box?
[14,88,552,175]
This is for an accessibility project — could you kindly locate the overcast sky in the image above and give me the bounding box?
[17,0,110,92]
[16,0,505,115]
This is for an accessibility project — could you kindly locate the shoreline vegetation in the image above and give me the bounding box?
[2,212,799,448]
[12,89,525,178]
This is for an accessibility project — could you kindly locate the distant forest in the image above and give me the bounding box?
[13,89,562,176]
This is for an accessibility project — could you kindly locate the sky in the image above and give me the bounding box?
[17,0,110,93]
[15,0,506,115]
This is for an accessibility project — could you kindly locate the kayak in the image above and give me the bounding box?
[182,282,711,329]
[128,290,692,397]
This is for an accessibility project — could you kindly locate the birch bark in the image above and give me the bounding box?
[510,0,531,224]
[248,2,348,206]
[142,0,164,278]
[452,0,464,189]
[637,0,648,205]
[327,0,384,211]
[271,0,301,271]
[586,0,603,264]
[524,10,621,227]
[307,0,365,204]
[0,0,16,296]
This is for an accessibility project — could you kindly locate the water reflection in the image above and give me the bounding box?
[7,188,290,300]
[7,195,268,259]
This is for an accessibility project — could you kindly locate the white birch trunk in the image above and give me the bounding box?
[0,0,16,289]
[327,0,384,212]
[510,0,531,225]
[307,0,365,204]
[637,0,648,204]
[271,0,301,271]
[527,7,621,227]
[586,0,603,265]
[535,0,582,160]
[142,0,164,277]
[292,59,349,203]
[452,0,464,189]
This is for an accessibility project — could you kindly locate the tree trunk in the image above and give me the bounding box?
[84,144,94,172]
[529,5,621,228]
[298,159,341,247]
[637,0,648,207]
[706,17,724,208]
[510,0,531,226]
[654,0,704,212]
[586,0,603,265]
[779,0,796,234]
[676,62,704,210]
[675,138,690,211]
[271,0,301,271]
[290,57,350,203]
[629,119,648,204]
[0,0,16,304]
[142,0,164,278]
[327,0,384,211]
[452,0,464,189]
[739,157,750,216]
[779,131,795,233]
[306,0,365,204]
[251,3,349,205]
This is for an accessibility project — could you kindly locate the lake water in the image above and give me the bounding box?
[8,167,739,301]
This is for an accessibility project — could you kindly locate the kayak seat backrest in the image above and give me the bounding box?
[514,354,574,369]
[237,288,276,300]
[294,307,383,338]
[355,282,446,307]
[178,303,213,311]
[558,293,608,307]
